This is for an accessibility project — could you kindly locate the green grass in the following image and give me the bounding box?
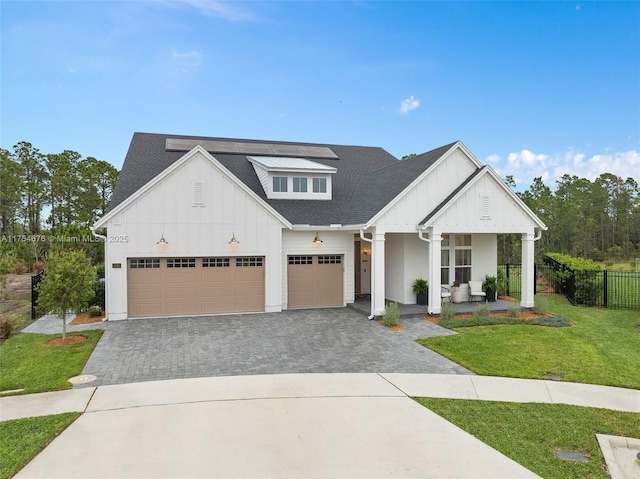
[414,398,640,479]
[0,330,103,395]
[418,295,640,389]
[0,412,80,479]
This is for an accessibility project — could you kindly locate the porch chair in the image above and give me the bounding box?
[468,281,486,302]
[441,285,452,302]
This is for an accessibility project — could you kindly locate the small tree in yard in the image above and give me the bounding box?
[36,249,96,339]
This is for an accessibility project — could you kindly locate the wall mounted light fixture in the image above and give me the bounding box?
[229,232,240,245]
[157,233,168,245]
[312,232,323,243]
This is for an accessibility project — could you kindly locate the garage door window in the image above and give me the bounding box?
[167,258,196,268]
[236,257,263,267]
[130,259,160,269]
[202,258,230,267]
[288,256,313,265]
[318,255,342,264]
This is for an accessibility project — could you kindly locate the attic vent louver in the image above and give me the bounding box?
[193,182,205,206]
[480,194,490,219]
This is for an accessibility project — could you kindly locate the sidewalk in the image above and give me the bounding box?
[3,373,640,478]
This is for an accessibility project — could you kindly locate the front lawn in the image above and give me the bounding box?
[415,398,640,479]
[0,413,80,479]
[0,330,103,395]
[418,295,640,389]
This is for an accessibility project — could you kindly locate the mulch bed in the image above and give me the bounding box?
[46,335,87,347]
[376,320,406,331]
[425,311,552,324]
[69,312,105,325]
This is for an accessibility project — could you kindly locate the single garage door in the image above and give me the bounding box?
[128,256,264,318]
[287,255,343,309]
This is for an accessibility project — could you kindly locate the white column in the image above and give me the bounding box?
[372,231,386,316]
[521,232,535,308]
[428,231,442,314]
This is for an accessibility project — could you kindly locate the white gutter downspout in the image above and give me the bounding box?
[89,226,107,242]
[533,228,542,241]
[359,229,375,320]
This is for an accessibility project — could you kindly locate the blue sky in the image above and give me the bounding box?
[2,0,638,190]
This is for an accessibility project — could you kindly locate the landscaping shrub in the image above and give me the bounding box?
[507,303,521,318]
[473,304,491,321]
[0,314,13,340]
[438,314,570,329]
[91,280,105,311]
[382,302,400,327]
[87,305,102,317]
[441,302,455,321]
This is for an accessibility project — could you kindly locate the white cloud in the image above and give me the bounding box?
[492,148,640,190]
[400,95,420,114]
[171,50,202,72]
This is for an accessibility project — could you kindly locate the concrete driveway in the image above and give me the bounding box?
[56,307,471,387]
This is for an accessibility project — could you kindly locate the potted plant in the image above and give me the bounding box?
[451,280,462,303]
[412,278,428,305]
[483,275,498,302]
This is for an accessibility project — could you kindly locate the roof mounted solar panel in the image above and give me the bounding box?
[165,137,338,159]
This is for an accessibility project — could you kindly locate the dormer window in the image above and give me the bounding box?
[293,177,308,192]
[273,176,288,192]
[313,177,327,193]
[248,156,337,200]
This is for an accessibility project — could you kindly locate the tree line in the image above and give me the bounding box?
[0,141,118,234]
[0,141,118,272]
[500,173,640,264]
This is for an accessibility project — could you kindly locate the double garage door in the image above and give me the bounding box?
[128,257,265,318]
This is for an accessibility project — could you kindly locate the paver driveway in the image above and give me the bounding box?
[34,308,472,387]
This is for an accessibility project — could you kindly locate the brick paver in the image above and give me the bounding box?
[24,308,472,387]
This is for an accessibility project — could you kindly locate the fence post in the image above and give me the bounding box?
[506,263,510,296]
[603,269,608,308]
[31,271,43,320]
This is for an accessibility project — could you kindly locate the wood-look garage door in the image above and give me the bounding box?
[127,257,264,318]
[287,255,343,309]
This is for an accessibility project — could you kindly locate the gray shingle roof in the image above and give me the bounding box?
[108,132,459,226]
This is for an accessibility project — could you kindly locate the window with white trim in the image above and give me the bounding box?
[454,235,472,283]
[273,176,288,192]
[312,177,327,193]
[293,177,307,192]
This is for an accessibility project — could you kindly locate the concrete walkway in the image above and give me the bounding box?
[3,373,640,478]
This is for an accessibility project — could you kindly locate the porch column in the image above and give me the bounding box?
[521,232,535,308]
[428,231,442,315]
[372,231,386,316]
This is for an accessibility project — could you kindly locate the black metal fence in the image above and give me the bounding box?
[31,270,44,320]
[499,258,640,311]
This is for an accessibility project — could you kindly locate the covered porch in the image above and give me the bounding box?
[348,295,520,318]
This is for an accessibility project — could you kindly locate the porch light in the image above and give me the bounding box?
[157,233,168,245]
[312,233,323,243]
[228,232,240,245]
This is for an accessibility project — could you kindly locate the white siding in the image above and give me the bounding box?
[103,151,284,320]
[376,149,478,232]
[431,174,539,233]
[385,234,430,304]
[282,230,353,308]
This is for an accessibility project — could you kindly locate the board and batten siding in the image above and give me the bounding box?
[385,233,431,304]
[281,230,354,309]
[103,151,285,320]
[375,149,478,232]
[429,173,538,234]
